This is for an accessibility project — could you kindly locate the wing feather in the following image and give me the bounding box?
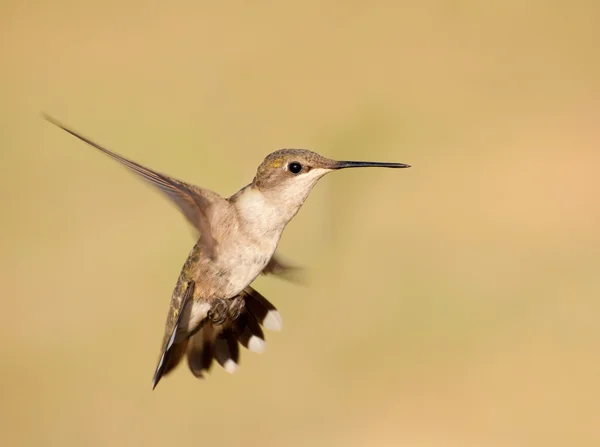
[43,114,219,258]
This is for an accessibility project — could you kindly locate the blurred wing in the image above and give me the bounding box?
[44,114,219,258]
[262,254,306,284]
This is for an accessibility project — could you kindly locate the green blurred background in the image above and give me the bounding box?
[2,1,599,446]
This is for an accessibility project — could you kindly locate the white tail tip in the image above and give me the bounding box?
[223,359,238,374]
[248,335,266,353]
[263,310,283,332]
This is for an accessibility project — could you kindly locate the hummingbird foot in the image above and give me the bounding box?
[228,295,245,321]
[207,296,246,326]
[207,298,229,326]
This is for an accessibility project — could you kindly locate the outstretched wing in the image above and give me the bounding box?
[263,254,306,284]
[43,114,220,259]
[44,114,305,277]
[152,280,196,389]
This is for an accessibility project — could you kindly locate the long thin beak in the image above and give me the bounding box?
[333,160,411,169]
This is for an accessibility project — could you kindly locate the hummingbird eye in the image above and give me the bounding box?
[288,162,302,174]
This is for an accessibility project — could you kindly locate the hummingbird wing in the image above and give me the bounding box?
[43,114,220,259]
[152,279,195,389]
[262,254,306,284]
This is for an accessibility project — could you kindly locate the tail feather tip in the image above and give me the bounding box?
[223,359,239,374]
[248,335,266,353]
[263,310,283,332]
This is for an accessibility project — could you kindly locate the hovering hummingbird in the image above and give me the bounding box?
[43,114,410,389]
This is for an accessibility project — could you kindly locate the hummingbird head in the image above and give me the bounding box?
[251,148,410,221]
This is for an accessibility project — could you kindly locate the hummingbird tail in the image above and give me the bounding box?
[185,288,282,379]
[243,287,283,332]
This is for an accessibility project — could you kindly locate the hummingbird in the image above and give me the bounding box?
[43,114,410,389]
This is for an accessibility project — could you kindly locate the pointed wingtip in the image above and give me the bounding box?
[152,351,168,391]
[152,372,161,390]
[41,112,59,126]
[41,113,72,134]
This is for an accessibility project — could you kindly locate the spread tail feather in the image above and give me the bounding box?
[243,287,283,332]
[187,324,215,378]
[214,330,240,373]
[185,288,281,379]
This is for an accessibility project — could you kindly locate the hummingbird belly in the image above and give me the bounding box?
[216,235,279,298]
[184,228,281,304]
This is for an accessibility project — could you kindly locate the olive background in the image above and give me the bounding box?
[1,1,599,446]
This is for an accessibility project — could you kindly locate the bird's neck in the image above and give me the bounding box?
[232,185,304,238]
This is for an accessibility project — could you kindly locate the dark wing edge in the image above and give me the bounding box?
[152,280,195,390]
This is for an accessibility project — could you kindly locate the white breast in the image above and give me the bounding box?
[214,189,285,297]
